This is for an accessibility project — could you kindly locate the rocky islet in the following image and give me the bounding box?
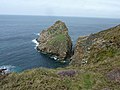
[37,20,72,62]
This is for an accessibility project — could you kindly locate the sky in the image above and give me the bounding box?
[0,0,120,18]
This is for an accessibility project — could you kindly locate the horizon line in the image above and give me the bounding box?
[0,14,120,19]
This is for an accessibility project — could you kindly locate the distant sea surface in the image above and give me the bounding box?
[0,15,120,72]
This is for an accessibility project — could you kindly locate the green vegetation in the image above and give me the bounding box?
[0,56,120,90]
[47,34,67,45]
[97,25,120,41]
[83,74,93,90]
[89,46,120,63]
[88,26,120,64]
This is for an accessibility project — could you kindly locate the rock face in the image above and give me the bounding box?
[37,20,72,61]
[71,24,120,66]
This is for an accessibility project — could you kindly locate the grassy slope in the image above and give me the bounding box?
[0,25,120,90]
[0,56,119,90]
[89,25,120,64]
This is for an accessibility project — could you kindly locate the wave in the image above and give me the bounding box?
[34,33,40,36]
[51,56,58,60]
[32,39,39,49]
[0,65,21,73]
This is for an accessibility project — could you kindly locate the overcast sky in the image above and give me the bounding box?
[0,0,120,18]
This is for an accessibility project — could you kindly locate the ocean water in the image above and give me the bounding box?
[0,15,120,72]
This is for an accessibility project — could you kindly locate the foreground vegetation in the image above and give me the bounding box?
[0,55,120,90]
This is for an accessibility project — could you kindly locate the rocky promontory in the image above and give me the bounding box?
[37,21,72,61]
[71,24,120,66]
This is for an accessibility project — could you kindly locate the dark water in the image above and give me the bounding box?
[0,15,120,72]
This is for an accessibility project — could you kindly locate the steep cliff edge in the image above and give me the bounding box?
[37,21,72,61]
[71,24,120,66]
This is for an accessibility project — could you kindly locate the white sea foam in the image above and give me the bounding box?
[51,56,58,60]
[32,39,39,49]
[54,57,57,60]
[0,65,16,74]
[37,33,40,36]
[34,33,40,36]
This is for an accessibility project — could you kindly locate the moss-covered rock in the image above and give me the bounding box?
[37,20,72,61]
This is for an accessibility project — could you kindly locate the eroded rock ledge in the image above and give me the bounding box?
[37,20,72,61]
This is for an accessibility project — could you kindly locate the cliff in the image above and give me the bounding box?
[0,23,120,90]
[37,21,72,61]
[71,24,120,66]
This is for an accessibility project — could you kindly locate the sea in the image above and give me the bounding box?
[0,15,120,72]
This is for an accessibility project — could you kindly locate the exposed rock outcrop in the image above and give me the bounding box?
[37,20,72,61]
[71,24,120,66]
